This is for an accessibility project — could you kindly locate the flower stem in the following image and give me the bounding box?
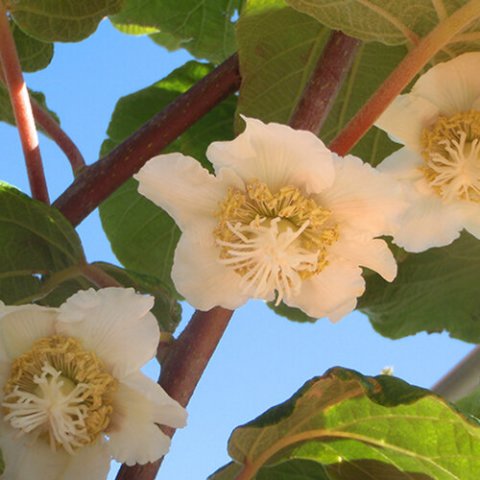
[0,6,49,203]
[54,54,241,226]
[289,31,361,134]
[30,95,86,175]
[79,263,122,288]
[116,307,233,480]
[329,0,480,156]
[0,69,86,175]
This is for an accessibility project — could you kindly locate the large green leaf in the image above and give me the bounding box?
[359,233,480,343]
[211,367,480,480]
[111,0,242,63]
[8,0,122,42]
[11,22,53,72]
[285,0,480,52]
[99,61,237,294]
[0,183,85,305]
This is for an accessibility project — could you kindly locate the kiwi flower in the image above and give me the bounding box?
[0,288,187,479]
[135,117,404,321]
[376,52,480,252]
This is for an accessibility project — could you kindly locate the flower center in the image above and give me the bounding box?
[214,180,338,304]
[2,335,116,454]
[420,110,480,202]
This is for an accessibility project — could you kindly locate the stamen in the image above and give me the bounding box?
[3,336,116,454]
[421,110,480,202]
[214,181,339,303]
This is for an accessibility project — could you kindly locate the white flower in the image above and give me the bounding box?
[0,288,187,480]
[376,52,480,252]
[135,117,404,322]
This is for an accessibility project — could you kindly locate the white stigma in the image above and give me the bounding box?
[217,218,319,304]
[3,363,90,454]
[426,131,480,202]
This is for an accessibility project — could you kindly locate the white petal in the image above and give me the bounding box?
[121,372,187,428]
[62,441,111,479]
[411,52,480,114]
[108,380,174,466]
[287,262,365,322]
[0,305,56,360]
[376,147,424,180]
[0,428,70,480]
[172,234,249,311]
[330,233,397,282]
[135,153,242,234]
[391,192,464,252]
[375,94,439,150]
[320,155,406,235]
[57,288,159,378]
[459,206,480,239]
[207,117,335,194]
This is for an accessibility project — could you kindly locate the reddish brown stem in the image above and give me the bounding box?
[328,0,480,155]
[0,7,49,203]
[54,54,241,226]
[116,307,233,480]
[289,31,360,133]
[30,98,86,174]
[0,70,86,174]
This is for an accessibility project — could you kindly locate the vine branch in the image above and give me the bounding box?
[0,5,49,203]
[289,31,361,134]
[54,54,241,226]
[329,0,480,155]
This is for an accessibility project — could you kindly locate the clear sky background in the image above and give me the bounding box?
[0,20,475,480]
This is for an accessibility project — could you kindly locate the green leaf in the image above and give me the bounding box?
[213,367,480,480]
[99,61,237,294]
[237,2,403,164]
[360,233,480,343]
[39,262,182,333]
[210,459,332,480]
[11,22,53,72]
[285,0,459,43]
[0,182,85,305]
[236,1,329,126]
[9,0,123,42]
[111,0,242,62]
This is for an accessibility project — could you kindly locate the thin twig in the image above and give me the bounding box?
[289,31,361,134]
[116,307,233,480]
[54,54,241,226]
[0,5,49,203]
[31,98,86,175]
[79,263,122,288]
[0,70,86,175]
[328,0,480,156]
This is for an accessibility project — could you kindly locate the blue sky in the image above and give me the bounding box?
[0,20,474,480]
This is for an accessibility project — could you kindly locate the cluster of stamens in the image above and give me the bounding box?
[214,180,338,304]
[421,110,480,202]
[2,335,116,454]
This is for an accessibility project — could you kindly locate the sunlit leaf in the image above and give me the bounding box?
[111,0,242,62]
[211,367,480,480]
